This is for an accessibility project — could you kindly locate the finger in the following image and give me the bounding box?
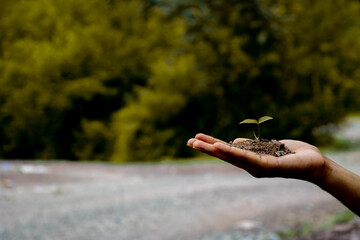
[213,142,274,169]
[207,142,260,173]
[233,138,249,143]
[195,133,228,145]
[192,136,268,173]
[187,138,197,147]
[192,140,234,162]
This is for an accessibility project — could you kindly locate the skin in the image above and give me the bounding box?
[187,133,360,216]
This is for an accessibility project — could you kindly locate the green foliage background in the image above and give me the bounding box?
[1,0,360,161]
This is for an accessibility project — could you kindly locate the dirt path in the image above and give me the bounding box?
[1,155,359,240]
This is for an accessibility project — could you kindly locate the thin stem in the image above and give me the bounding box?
[257,124,260,140]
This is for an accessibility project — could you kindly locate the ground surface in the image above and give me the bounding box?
[1,117,360,240]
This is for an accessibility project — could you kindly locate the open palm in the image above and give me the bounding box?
[187,133,326,183]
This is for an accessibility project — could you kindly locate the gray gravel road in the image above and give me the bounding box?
[1,154,360,240]
[1,117,360,240]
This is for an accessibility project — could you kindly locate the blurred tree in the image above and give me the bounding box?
[1,0,360,161]
[111,54,208,162]
[0,0,182,159]
[170,0,360,141]
[262,0,360,140]
[111,0,360,162]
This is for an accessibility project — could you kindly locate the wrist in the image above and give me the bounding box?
[313,155,336,189]
[308,155,333,187]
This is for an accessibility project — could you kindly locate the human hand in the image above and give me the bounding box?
[187,133,327,183]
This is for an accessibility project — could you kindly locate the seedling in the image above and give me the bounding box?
[239,116,273,140]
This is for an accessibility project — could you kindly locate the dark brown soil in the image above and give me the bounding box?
[230,139,294,157]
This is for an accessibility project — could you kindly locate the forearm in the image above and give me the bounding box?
[316,156,360,216]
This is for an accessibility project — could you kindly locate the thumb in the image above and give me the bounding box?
[233,138,250,143]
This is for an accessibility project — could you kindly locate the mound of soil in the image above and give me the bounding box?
[230,139,294,157]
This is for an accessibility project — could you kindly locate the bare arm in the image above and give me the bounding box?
[187,133,360,215]
[319,159,360,215]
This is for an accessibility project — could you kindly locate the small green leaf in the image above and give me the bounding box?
[258,116,273,124]
[239,119,258,124]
